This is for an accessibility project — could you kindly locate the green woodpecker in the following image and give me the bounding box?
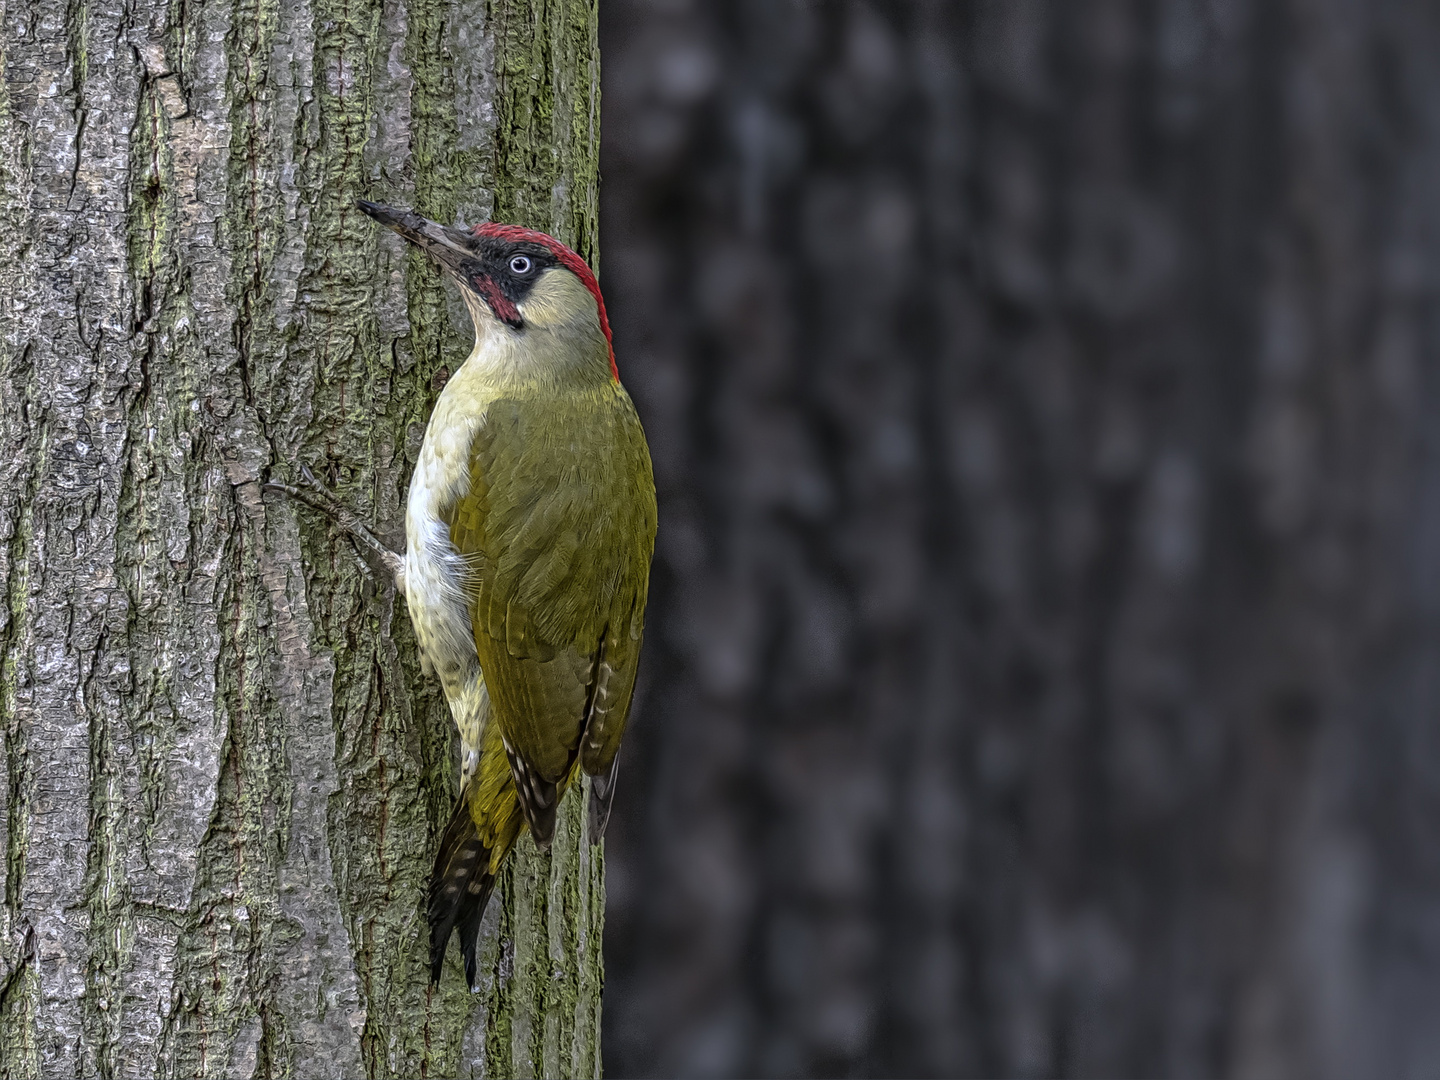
[356,201,656,988]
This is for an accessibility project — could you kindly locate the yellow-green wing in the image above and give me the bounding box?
[443,384,656,842]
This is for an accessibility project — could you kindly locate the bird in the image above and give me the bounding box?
[274,202,656,989]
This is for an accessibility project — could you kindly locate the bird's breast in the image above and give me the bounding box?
[404,383,488,697]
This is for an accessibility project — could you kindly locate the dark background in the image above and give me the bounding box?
[597,2,1440,1077]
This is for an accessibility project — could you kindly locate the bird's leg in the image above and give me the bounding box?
[265,465,407,592]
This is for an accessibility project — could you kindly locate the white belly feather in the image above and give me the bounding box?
[405,410,480,690]
[404,355,493,769]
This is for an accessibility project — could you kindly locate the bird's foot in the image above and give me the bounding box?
[265,465,407,591]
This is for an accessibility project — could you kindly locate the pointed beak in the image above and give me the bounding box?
[357,200,478,279]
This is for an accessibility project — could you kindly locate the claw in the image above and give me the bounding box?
[265,467,408,592]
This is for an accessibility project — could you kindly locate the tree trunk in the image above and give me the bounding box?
[0,0,603,1076]
[600,1,1440,1077]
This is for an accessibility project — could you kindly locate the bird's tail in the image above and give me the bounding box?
[429,730,526,988]
[428,788,497,987]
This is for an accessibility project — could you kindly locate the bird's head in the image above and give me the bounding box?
[357,200,617,382]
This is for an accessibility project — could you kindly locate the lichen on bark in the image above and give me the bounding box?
[0,0,604,1075]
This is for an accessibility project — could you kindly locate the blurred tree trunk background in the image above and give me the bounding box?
[601,1,1440,1077]
[0,0,603,1076]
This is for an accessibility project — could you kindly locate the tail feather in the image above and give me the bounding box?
[458,883,492,989]
[428,788,496,987]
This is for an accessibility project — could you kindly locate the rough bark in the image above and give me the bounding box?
[601,1,1440,1077]
[0,0,603,1076]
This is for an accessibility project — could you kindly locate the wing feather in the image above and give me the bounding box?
[442,385,655,843]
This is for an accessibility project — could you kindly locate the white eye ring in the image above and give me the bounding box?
[509,255,532,274]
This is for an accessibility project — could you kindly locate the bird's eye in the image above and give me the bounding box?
[509,255,532,275]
